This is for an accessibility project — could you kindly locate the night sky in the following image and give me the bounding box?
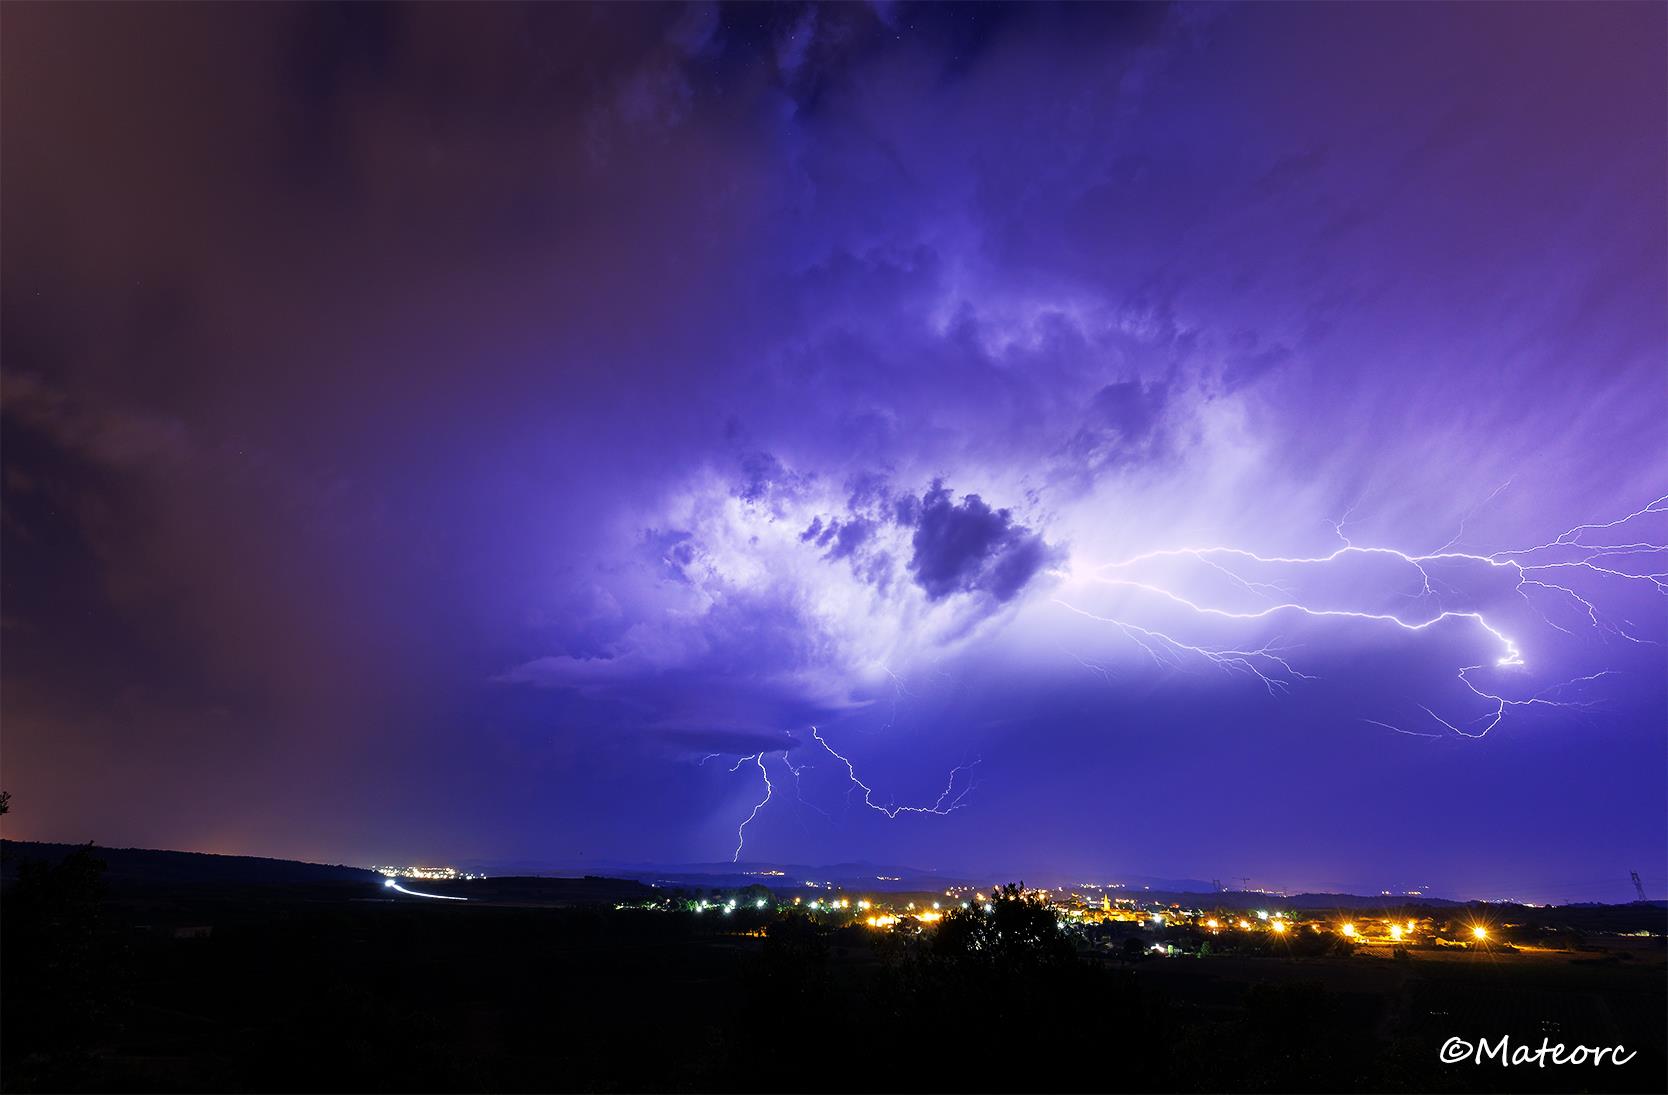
[3,2,1664,903]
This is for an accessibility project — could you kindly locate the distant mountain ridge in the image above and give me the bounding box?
[9,841,1652,911]
[0,840,376,886]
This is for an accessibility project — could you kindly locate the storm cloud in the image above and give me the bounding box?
[2,1,1662,895]
[907,482,1060,602]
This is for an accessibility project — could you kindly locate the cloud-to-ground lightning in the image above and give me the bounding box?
[810,726,980,818]
[1057,495,1666,738]
[715,727,980,861]
[731,752,773,862]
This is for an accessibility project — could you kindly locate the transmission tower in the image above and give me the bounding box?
[1631,870,1648,903]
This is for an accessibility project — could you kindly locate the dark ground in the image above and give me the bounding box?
[2,842,1663,1093]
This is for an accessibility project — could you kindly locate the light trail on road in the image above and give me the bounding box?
[383,878,467,901]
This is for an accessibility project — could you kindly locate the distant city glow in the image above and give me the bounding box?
[373,864,483,881]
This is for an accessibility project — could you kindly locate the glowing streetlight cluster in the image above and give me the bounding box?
[649,880,1511,961]
[372,864,483,881]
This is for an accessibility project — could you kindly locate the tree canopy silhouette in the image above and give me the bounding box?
[932,882,1075,966]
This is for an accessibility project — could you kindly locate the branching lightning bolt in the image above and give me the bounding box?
[778,735,831,821]
[713,726,980,861]
[810,726,980,818]
[731,752,772,862]
[1057,494,1666,738]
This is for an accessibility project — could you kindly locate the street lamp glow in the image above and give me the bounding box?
[1472,925,1488,940]
[1390,925,1403,941]
[1341,923,1356,938]
[1271,919,1287,934]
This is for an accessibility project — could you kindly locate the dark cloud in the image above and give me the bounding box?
[825,516,875,561]
[1059,379,1171,479]
[783,468,1055,607]
[735,449,812,509]
[907,481,1060,603]
[844,469,893,512]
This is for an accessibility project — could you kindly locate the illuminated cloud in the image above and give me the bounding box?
[3,1,1662,894]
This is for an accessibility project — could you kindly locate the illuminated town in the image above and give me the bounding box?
[563,878,1635,956]
[370,864,486,881]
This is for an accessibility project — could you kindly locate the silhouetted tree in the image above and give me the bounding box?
[2,845,123,1089]
[932,883,1075,966]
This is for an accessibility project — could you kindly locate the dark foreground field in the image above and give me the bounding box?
[3,845,1663,1094]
